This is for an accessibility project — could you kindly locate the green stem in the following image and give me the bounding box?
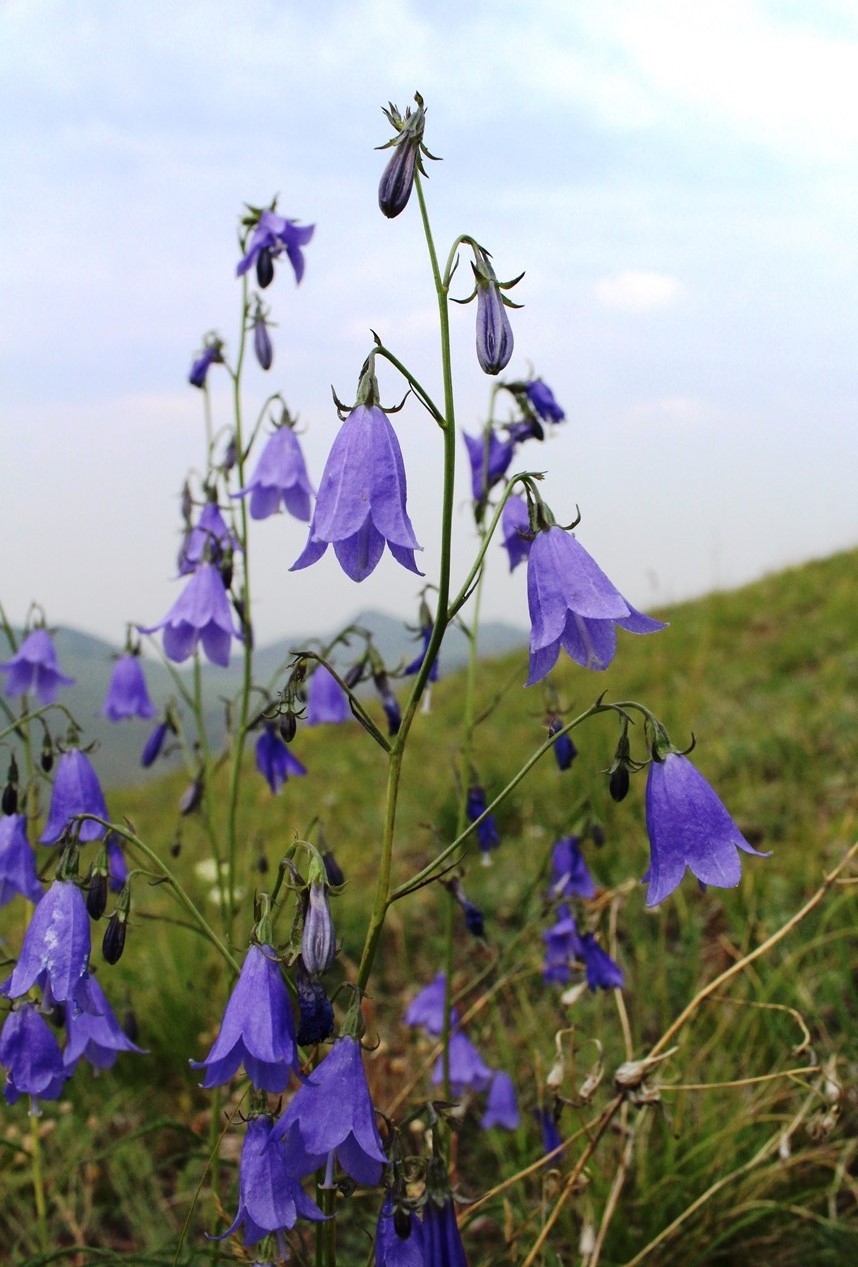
[29,1112,48,1254]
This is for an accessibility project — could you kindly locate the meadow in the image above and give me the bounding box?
[2,546,855,1265]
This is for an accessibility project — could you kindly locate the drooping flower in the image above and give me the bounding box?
[526,525,666,684]
[500,494,532,571]
[178,501,240,575]
[139,563,241,668]
[0,879,95,1013]
[306,665,350,725]
[542,906,583,985]
[423,1196,468,1267]
[255,725,307,794]
[0,814,43,906]
[233,425,314,523]
[404,972,456,1036]
[237,209,315,287]
[190,943,298,1092]
[188,338,224,388]
[141,718,170,767]
[0,1004,67,1110]
[291,404,422,583]
[432,1029,493,1096]
[213,1114,325,1249]
[481,1071,520,1130]
[102,654,156,722]
[524,379,565,423]
[548,716,577,771]
[644,751,768,906]
[63,974,146,1070]
[274,1035,388,1185]
[466,784,500,862]
[549,836,595,900]
[462,429,514,505]
[0,629,74,705]
[579,933,624,991]
[40,748,109,845]
[375,1196,426,1266]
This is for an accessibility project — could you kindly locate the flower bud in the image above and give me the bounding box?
[322,849,345,888]
[253,310,273,371]
[278,711,298,744]
[40,736,54,773]
[609,765,630,802]
[379,139,419,219]
[256,245,274,289]
[295,957,335,1046]
[179,776,203,816]
[301,881,336,975]
[102,911,127,964]
[85,864,109,921]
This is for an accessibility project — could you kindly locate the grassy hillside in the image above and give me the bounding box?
[2,549,856,1264]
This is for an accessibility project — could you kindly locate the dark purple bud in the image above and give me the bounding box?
[301,881,336,975]
[476,280,514,375]
[40,738,54,773]
[219,551,234,592]
[2,784,17,816]
[344,661,364,689]
[463,900,485,938]
[85,867,109,921]
[379,139,419,219]
[322,849,345,888]
[610,765,630,803]
[102,911,127,964]
[253,313,273,371]
[179,777,203,816]
[393,1205,413,1239]
[140,720,169,768]
[256,245,274,289]
[278,712,298,744]
[295,957,335,1046]
[221,433,238,473]
[170,839,181,858]
[548,717,577,772]
[591,822,606,847]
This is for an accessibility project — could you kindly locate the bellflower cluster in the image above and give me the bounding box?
[40,748,109,845]
[0,814,43,906]
[233,422,314,522]
[190,943,298,1091]
[102,653,156,722]
[237,208,315,288]
[292,401,422,582]
[139,563,241,668]
[273,1034,388,1185]
[1,879,95,1014]
[526,524,666,683]
[306,665,350,725]
[0,1004,67,1110]
[255,724,307,795]
[0,628,74,705]
[644,749,768,905]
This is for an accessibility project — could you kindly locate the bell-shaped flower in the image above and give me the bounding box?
[0,814,43,906]
[644,751,768,906]
[1,879,95,1014]
[481,1071,519,1130]
[423,1196,468,1267]
[0,1003,68,1110]
[404,971,456,1035]
[255,725,307,794]
[178,501,240,575]
[375,1196,426,1266]
[524,379,565,423]
[579,933,624,991]
[549,836,595,900]
[63,975,146,1070]
[432,1029,493,1096]
[0,629,74,705]
[500,495,532,572]
[213,1114,325,1250]
[139,563,241,668]
[306,665,350,725]
[188,338,223,388]
[190,943,298,1092]
[466,785,500,862]
[102,654,156,722]
[233,425,314,522]
[462,429,514,505]
[40,748,109,845]
[273,1035,388,1185]
[526,525,665,684]
[291,405,422,583]
[237,209,314,287]
[542,906,583,985]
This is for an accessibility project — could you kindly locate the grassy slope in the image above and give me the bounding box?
[2,549,856,1264]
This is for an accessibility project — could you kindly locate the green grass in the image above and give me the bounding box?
[2,548,857,1264]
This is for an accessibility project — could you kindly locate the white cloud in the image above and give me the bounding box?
[594,270,683,312]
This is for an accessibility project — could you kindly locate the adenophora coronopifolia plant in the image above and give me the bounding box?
[0,88,782,1267]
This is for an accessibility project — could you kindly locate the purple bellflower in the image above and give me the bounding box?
[237,209,315,287]
[189,338,224,388]
[1,879,95,1014]
[63,975,146,1071]
[306,665,350,725]
[500,494,532,572]
[255,724,307,794]
[482,1071,520,1130]
[0,814,43,906]
[549,836,596,900]
[291,404,422,583]
[526,525,666,684]
[524,379,565,423]
[273,1035,388,1186]
[579,933,624,991]
[542,906,583,985]
[644,751,768,906]
[233,424,314,522]
[0,629,74,705]
[548,717,577,771]
[190,943,298,1092]
[40,748,109,845]
[432,1029,493,1096]
[536,1106,564,1155]
[178,501,240,575]
[213,1114,325,1250]
[102,654,156,722]
[423,1196,468,1267]
[375,1196,426,1266]
[462,429,514,505]
[404,972,457,1036]
[0,1004,67,1111]
[466,784,500,862]
[139,563,241,668]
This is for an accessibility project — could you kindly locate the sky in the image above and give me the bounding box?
[2,0,857,651]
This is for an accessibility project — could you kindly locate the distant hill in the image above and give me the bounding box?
[6,611,526,788]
